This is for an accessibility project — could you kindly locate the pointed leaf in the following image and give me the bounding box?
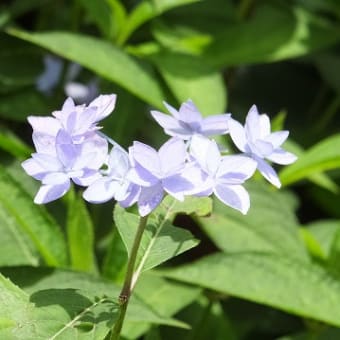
[122,272,201,339]
[66,191,98,274]
[162,252,340,327]
[114,196,212,272]
[0,165,67,266]
[1,266,188,338]
[280,134,340,186]
[151,52,227,114]
[197,182,307,258]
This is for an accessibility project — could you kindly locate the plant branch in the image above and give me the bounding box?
[109,214,148,340]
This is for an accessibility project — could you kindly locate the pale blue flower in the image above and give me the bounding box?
[228,105,297,188]
[83,146,140,208]
[151,99,230,140]
[189,135,257,214]
[128,138,195,216]
[22,130,101,204]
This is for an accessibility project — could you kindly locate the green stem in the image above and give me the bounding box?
[110,214,149,340]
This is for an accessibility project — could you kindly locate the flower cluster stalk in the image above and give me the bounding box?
[110,215,149,340]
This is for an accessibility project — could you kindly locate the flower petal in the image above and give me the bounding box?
[245,105,261,141]
[178,100,202,124]
[266,148,297,165]
[228,118,247,152]
[190,135,220,175]
[34,181,71,204]
[21,158,48,180]
[130,141,161,177]
[83,177,118,203]
[89,94,117,121]
[214,184,250,214]
[259,114,271,137]
[159,138,186,176]
[138,183,164,216]
[217,155,256,184]
[255,157,281,188]
[150,111,186,137]
[265,131,289,148]
[200,114,230,136]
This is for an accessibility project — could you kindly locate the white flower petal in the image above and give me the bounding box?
[265,131,289,148]
[159,138,186,176]
[130,141,161,177]
[200,114,230,136]
[34,181,71,204]
[83,177,118,203]
[259,114,271,137]
[228,118,247,152]
[190,135,220,175]
[266,148,297,165]
[89,94,117,121]
[245,105,261,141]
[217,155,257,183]
[255,157,281,188]
[214,184,250,215]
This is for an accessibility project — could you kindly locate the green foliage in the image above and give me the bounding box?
[0,165,67,266]
[114,196,211,273]
[161,251,340,327]
[1,0,340,339]
[280,134,340,186]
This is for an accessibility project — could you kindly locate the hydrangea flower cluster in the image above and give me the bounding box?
[22,94,297,216]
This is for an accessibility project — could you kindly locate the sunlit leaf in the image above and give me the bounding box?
[162,251,340,327]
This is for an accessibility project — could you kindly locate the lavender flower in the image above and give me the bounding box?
[189,135,257,214]
[228,105,297,188]
[22,94,117,203]
[22,130,101,204]
[83,146,140,208]
[151,99,230,140]
[128,138,195,216]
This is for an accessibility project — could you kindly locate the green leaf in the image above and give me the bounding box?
[122,272,200,339]
[203,4,340,67]
[326,228,340,277]
[197,182,307,258]
[281,140,338,193]
[159,295,236,340]
[0,34,42,90]
[306,220,340,257]
[114,196,212,273]
[1,266,187,338]
[102,228,128,283]
[66,191,98,274]
[77,0,112,38]
[162,251,340,327]
[7,29,166,109]
[117,0,201,45]
[280,134,340,186]
[151,51,227,114]
[0,127,32,159]
[0,165,67,266]
[0,88,60,121]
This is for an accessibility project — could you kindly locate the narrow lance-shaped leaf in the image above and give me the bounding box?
[66,191,98,274]
[0,165,67,266]
[280,134,340,186]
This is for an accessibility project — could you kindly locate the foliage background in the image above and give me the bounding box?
[1,0,340,339]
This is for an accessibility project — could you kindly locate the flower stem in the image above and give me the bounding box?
[110,214,149,340]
